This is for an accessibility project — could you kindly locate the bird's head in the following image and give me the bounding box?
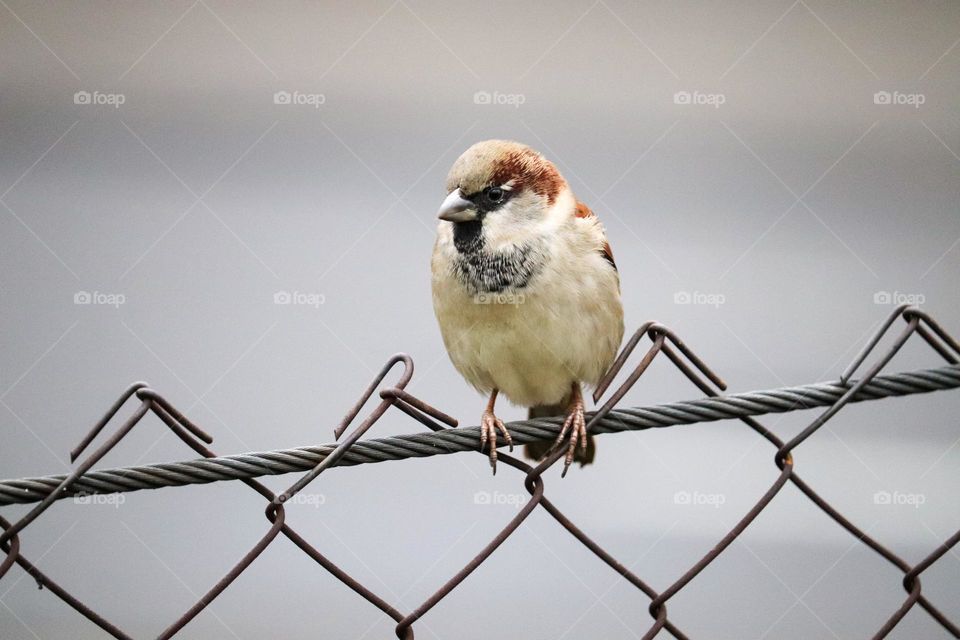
[437,140,570,252]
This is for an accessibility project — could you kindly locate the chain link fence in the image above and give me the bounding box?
[1,304,958,639]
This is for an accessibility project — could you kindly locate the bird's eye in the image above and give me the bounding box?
[486,187,504,204]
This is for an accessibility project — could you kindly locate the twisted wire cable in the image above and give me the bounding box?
[2,364,958,507]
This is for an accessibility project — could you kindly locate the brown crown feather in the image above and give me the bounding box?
[447,140,566,205]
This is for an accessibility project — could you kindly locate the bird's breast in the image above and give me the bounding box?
[450,240,546,295]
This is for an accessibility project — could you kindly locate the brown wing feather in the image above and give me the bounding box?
[574,201,617,270]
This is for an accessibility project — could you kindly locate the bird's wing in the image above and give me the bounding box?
[574,201,617,271]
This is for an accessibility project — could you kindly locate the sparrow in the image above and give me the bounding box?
[430,140,624,475]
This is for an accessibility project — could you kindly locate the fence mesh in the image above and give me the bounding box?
[1,304,958,639]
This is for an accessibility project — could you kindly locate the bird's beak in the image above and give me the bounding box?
[437,189,478,222]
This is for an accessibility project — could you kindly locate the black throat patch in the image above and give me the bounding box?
[450,223,544,294]
[452,219,484,254]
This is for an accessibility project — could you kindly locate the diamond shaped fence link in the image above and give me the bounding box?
[1,305,959,639]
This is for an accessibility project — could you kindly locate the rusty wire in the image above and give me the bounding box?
[3,365,958,507]
[1,304,958,639]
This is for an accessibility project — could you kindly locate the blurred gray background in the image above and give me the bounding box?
[1,1,959,638]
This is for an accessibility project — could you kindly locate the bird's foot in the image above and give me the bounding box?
[554,397,587,478]
[480,411,513,475]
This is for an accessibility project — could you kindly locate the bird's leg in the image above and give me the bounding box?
[480,389,513,475]
[554,382,587,477]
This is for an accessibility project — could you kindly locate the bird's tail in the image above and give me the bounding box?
[524,403,596,467]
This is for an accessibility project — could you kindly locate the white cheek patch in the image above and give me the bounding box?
[469,185,574,252]
[541,188,575,232]
[481,199,544,251]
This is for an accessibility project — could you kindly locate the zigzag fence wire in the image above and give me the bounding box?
[1,304,959,639]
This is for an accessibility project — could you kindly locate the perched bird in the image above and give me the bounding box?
[431,140,624,475]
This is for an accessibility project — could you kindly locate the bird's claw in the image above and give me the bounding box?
[554,399,587,478]
[480,411,513,475]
